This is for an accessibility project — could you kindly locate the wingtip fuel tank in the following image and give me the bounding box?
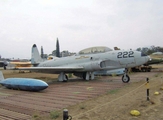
[0,77,48,91]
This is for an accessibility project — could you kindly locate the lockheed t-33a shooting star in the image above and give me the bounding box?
[12,44,150,83]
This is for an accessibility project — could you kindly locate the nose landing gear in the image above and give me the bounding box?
[122,68,130,83]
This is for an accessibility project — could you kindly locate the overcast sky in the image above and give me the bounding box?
[0,0,163,59]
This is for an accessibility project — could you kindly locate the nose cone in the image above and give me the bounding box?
[140,52,151,63]
[146,56,151,63]
[148,56,151,61]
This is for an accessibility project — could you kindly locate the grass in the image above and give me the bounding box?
[87,87,94,91]
[68,73,72,78]
[50,110,60,119]
[154,74,159,77]
[107,89,119,94]
[80,104,86,109]
[32,112,43,120]
[0,92,11,96]
[111,73,117,77]
[73,92,81,94]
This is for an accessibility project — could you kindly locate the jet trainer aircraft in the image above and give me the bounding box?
[12,44,150,83]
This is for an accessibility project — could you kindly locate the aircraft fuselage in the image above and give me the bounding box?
[37,50,149,73]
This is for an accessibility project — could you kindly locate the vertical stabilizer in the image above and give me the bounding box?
[31,44,44,65]
[0,71,4,80]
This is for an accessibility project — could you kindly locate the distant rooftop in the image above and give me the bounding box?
[78,46,113,55]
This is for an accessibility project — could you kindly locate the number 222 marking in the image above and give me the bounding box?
[117,51,134,58]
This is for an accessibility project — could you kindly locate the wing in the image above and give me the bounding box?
[10,66,84,73]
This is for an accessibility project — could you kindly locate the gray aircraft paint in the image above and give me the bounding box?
[11,44,150,82]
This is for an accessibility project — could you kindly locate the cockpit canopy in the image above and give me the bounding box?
[78,46,113,55]
[141,52,148,57]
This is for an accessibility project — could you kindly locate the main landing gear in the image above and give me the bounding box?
[58,72,95,82]
[58,72,68,82]
[82,72,94,80]
[122,68,130,83]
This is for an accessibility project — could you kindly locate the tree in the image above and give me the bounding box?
[136,48,141,51]
[56,38,60,57]
[136,46,163,55]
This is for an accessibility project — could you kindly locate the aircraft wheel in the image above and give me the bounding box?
[122,74,130,83]
[63,75,68,82]
[3,65,6,70]
[82,72,87,80]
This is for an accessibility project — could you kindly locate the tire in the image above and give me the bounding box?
[82,72,87,80]
[63,75,68,82]
[122,74,130,83]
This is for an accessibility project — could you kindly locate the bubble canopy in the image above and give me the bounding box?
[78,46,113,55]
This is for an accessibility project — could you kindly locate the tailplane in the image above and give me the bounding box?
[0,71,4,81]
[31,44,44,65]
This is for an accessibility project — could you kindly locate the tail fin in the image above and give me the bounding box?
[0,71,4,80]
[31,44,44,65]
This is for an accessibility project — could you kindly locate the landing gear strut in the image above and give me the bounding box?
[83,72,94,80]
[122,68,130,83]
[58,72,68,82]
